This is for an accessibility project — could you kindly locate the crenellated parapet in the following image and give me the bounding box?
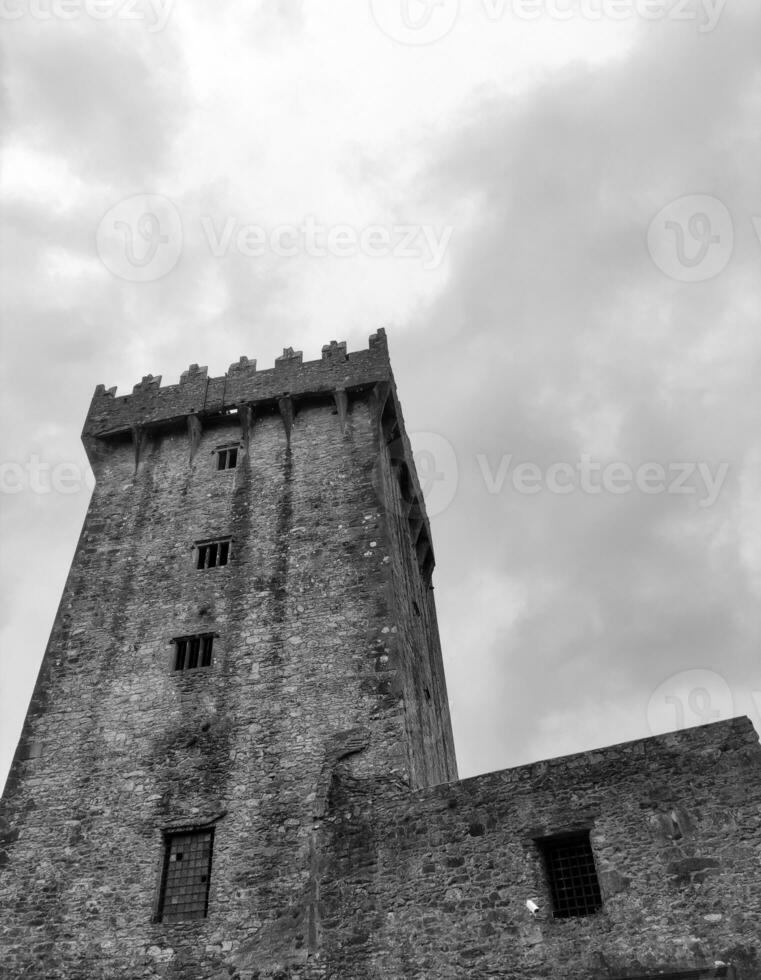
[85,330,391,440]
[82,327,435,580]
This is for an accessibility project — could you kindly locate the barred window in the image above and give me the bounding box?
[196,539,230,569]
[173,634,214,671]
[158,829,214,922]
[538,831,602,918]
[216,446,238,471]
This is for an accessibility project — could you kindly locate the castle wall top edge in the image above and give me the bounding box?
[84,330,391,437]
[421,716,760,801]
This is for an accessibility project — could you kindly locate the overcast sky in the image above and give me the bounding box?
[2,0,761,791]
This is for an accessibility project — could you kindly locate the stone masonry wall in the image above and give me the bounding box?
[372,387,458,789]
[0,334,456,979]
[318,716,761,980]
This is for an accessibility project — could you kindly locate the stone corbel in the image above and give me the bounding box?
[370,381,391,426]
[131,425,148,473]
[333,388,349,434]
[370,381,397,451]
[237,403,255,456]
[278,396,295,446]
[187,413,203,462]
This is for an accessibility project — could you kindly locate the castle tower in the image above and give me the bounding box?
[0,330,457,977]
[3,329,761,979]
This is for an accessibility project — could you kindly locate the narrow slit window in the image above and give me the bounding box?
[173,634,214,672]
[200,634,213,668]
[157,829,214,922]
[538,831,602,919]
[218,540,229,566]
[196,539,230,570]
[216,447,238,471]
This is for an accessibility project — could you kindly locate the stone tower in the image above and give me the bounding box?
[4,330,761,980]
[0,330,457,977]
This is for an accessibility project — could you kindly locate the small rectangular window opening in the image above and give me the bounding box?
[196,539,230,570]
[173,634,214,672]
[157,829,214,922]
[216,447,238,471]
[538,831,602,919]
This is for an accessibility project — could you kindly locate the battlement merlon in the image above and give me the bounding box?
[81,328,435,569]
[83,330,391,440]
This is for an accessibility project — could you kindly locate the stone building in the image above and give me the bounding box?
[1,330,760,979]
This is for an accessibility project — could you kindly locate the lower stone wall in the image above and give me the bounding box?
[318,717,761,980]
[2,717,759,978]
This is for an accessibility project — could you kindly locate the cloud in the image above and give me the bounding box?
[2,2,761,788]
[5,21,187,183]
[394,3,761,774]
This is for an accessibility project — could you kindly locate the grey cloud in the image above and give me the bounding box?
[5,21,187,181]
[390,9,761,775]
[3,4,761,788]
